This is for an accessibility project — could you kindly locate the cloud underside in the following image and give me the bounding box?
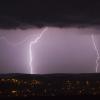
[0,16,100,29]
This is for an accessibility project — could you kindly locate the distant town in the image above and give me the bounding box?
[0,73,100,96]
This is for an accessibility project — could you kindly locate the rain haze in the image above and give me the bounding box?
[0,27,100,74]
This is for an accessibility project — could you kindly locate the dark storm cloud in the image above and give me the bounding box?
[0,1,100,29]
[0,16,34,29]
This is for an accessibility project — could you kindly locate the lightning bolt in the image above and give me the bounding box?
[0,34,32,46]
[91,34,100,73]
[0,27,48,74]
[29,27,48,74]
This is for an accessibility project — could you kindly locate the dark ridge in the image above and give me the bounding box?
[0,73,100,81]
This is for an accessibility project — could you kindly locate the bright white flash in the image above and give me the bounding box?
[91,34,100,73]
[29,27,48,74]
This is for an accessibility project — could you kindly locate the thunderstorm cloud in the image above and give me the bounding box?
[0,1,100,29]
[0,1,100,74]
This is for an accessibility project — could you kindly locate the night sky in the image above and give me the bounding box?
[0,0,100,74]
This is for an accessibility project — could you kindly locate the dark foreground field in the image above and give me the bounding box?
[0,73,100,96]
